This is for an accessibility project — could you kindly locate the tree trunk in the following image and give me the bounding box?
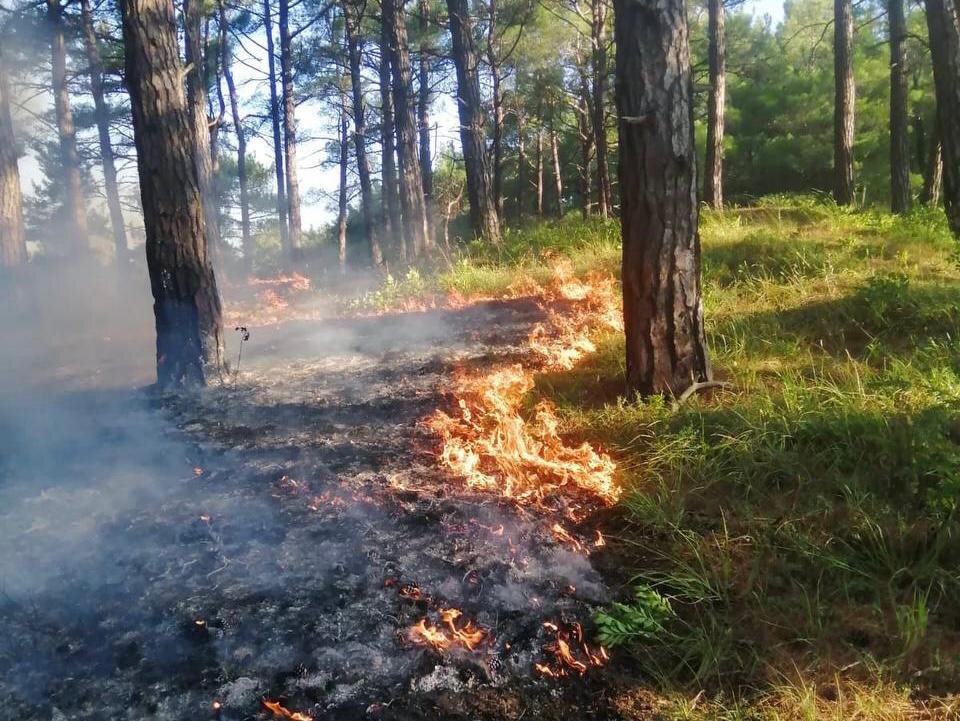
[278,0,302,260]
[921,128,943,205]
[486,0,504,219]
[535,127,544,217]
[80,0,128,264]
[263,0,289,253]
[446,0,501,243]
[119,0,224,388]
[591,0,611,217]
[574,38,594,218]
[0,56,26,269]
[833,0,855,205]
[417,0,434,236]
[703,0,724,209]
[345,1,384,268]
[219,0,252,271]
[550,125,563,218]
[383,0,431,254]
[924,0,960,236]
[338,86,350,274]
[378,20,403,258]
[48,0,89,252]
[614,0,711,396]
[889,0,911,213]
[184,0,221,263]
[516,113,527,221]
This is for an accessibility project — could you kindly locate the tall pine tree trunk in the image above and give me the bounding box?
[338,85,350,274]
[535,127,544,217]
[383,0,431,254]
[417,0,434,236]
[446,0,502,243]
[263,0,289,253]
[833,0,856,205]
[924,0,960,236]
[119,0,224,387]
[889,0,911,213]
[574,38,594,217]
[516,113,527,221]
[344,1,384,267]
[184,0,221,261]
[486,0,504,219]
[278,0,302,260]
[615,0,711,396]
[703,0,724,209]
[0,56,26,269]
[550,125,563,218]
[219,0,251,270]
[378,20,402,256]
[921,128,943,204]
[48,0,89,252]
[80,0,128,263]
[591,0,611,217]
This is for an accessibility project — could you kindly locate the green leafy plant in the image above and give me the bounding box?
[594,584,675,647]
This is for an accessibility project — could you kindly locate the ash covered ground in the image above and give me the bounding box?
[0,280,629,721]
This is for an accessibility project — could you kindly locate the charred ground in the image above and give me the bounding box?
[0,291,627,721]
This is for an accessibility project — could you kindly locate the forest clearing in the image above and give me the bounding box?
[3,0,960,714]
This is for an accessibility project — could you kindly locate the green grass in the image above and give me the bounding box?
[358,197,960,717]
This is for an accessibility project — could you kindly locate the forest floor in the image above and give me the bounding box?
[4,197,960,721]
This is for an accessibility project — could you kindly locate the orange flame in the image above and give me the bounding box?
[425,263,621,508]
[262,699,312,721]
[408,608,486,652]
[535,620,609,678]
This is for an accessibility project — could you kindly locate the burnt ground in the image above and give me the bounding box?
[0,297,638,721]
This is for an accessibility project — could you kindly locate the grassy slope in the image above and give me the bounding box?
[363,198,960,719]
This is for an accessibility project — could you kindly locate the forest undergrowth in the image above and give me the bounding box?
[356,196,960,719]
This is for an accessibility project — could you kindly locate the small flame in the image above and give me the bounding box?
[594,530,606,547]
[536,620,609,678]
[262,699,312,721]
[551,523,585,553]
[408,608,486,652]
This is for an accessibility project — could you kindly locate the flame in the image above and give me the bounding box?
[408,608,486,652]
[262,699,312,721]
[551,523,585,553]
[424,263,621,508]
[594,530,606,547]
[535,620,609,678]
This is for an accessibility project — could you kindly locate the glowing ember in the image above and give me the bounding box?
[535,621,609,678]
[262,699,312,721]
[551,523,585,553]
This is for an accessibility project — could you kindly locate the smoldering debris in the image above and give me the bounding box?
[1,295,617,720]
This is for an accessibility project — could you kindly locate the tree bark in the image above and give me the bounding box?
[446,0,501,243]
[417,0,434,235]
[614,0,711,396]
[921,128,943,205]
[378,20,403,257]
[574,38,594,218]
[924,0,960,235]
[550,125,563,218]
[219,0,252,270]
[184,0,221,263]
[0,55,26,269]
[338,86,350,274]
[889,0,911,213]
[119,0,224,387]
[48,0,89,251]
[535,127,544,217]
[80,0,128,264]
[833,0,856,205]
[486,0,504,219]
[278,0,302,260]
[263,0,289,253]
[591,0,611,217]
[703,0,724,209]
[383,0,431,254]
[344,1,384,268]
[516,112,527,221]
